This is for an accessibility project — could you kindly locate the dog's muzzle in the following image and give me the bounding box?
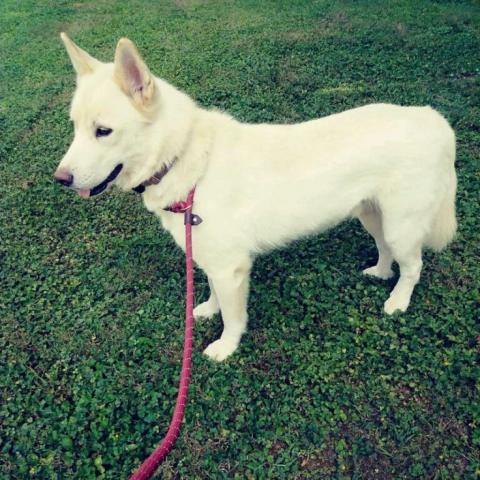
[54,164,123,198]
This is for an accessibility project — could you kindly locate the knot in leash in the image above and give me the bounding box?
[164,191,203,225]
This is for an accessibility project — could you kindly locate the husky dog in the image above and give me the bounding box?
[55,34,457,361]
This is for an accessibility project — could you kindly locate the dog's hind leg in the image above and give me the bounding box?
[203,258,251,361]
[194,277,220,320]
[357,205,394,280]
[382,216,424,315]
[384,244,422,314]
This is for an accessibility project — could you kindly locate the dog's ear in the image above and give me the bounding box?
[60,32,101,76]
[114,38,156,108]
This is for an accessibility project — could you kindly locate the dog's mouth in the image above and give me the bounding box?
[76,164,123,198]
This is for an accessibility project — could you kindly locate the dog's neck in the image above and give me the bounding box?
[138,110,213,208]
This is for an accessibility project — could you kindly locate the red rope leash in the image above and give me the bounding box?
[129,189,199,480]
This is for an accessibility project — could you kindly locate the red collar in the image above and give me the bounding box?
[132,161,201,225]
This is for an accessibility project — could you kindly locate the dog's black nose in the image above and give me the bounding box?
[54,169,73,187]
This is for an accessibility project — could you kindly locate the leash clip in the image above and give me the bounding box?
[184,211,202,226]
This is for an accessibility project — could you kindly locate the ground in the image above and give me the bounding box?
[1,0,479,478]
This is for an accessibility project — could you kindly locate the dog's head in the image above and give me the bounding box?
[54,33,158,197]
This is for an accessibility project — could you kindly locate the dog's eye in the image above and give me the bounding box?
[95,127,113,138]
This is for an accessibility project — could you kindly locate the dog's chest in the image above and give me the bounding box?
[142,194,186,251]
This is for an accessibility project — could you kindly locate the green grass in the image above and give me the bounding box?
[1,0,479,478]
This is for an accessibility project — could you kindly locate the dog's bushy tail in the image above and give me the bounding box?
[426,146,457,251]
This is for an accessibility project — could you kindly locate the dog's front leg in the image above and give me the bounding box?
[193,277,220,320]
[203,260,251,361]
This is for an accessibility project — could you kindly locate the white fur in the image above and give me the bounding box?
[57,35,457,361]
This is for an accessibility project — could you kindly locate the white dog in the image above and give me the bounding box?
[55,34,457,361]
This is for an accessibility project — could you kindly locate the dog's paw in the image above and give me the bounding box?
[384,295,409,315]
[363,265,394,280]
[203,339,237,361]
[193,301,219,320]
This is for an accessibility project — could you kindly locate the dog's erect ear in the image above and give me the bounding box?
[60,32,101,76]
[114,38,156,108]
